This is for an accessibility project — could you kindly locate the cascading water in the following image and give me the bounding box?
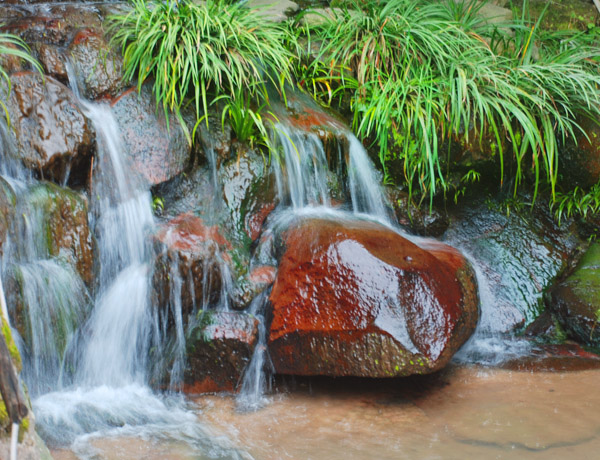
[0,65,253,458]
[0,137,92,395]
[269,116,393,226]
[76,105,156,386]
[236,290,273,412]
[0,49,544,457]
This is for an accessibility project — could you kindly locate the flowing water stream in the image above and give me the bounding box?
[0,59,595,460]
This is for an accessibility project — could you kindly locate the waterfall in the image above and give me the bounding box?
[15,65,253,458]
[270,119,393,225]
[76,104,155,386]
[236,290,273,412]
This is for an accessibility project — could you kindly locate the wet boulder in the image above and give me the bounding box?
[550,243,600,347]
[111,86,191,186]
[36,43,68,82]
[443,197,580,333]
[268,216,478,377]
[68,28,124,100]
[154,149,276,310]
[153,213,232,317]
[243,173,278,242]
[183,311,259,393]
[3,72,94,184]
[21,182,94,285]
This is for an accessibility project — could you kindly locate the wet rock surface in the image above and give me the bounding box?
[111,86,191,186]
[0,178,16,255]
[386,187,449,237]
[3,72,94,184]
[550,242,600,347]
[154,147,276,311]
[68,28,124,100]
[184,311,259,393]
[443,197,580,332]
[500,343,600,372]
[153,213,231,317]
[218,149,269,242]
[21,182,94,285]
[268,216,478,377]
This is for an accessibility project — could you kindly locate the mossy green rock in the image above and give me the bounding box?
[24,182,94,285]
[551,243,600,347]
[0,177,16,256]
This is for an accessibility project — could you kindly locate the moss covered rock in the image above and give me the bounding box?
[550,243,600,347]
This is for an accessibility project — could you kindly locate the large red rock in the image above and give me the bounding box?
[268,217,478,377]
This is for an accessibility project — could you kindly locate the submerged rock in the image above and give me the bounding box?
[3,72,94,184]
[550,243,600,347]
[183,311,259,393]
[111,86,191,186]
[268,217,478,377]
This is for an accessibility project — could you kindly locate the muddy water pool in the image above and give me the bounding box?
[50,366,600,460]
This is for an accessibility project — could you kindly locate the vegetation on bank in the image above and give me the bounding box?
[107,0,293,142]
[294,0,600,208]
[106,0,600,218]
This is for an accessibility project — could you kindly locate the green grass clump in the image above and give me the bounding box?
[296,0,600,206]
[108,0,294,140]
[552,181,600,224]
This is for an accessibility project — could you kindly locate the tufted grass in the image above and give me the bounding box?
[107,0,294,141]
[296,0,600,206]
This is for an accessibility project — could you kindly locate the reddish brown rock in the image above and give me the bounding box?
[111,85,191,185]
[282,93,348,166]
[268,217,478,377]
[4,72,93,184]
[249,266,276,285]
[184,311,259,393]
[153,213,232,316]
